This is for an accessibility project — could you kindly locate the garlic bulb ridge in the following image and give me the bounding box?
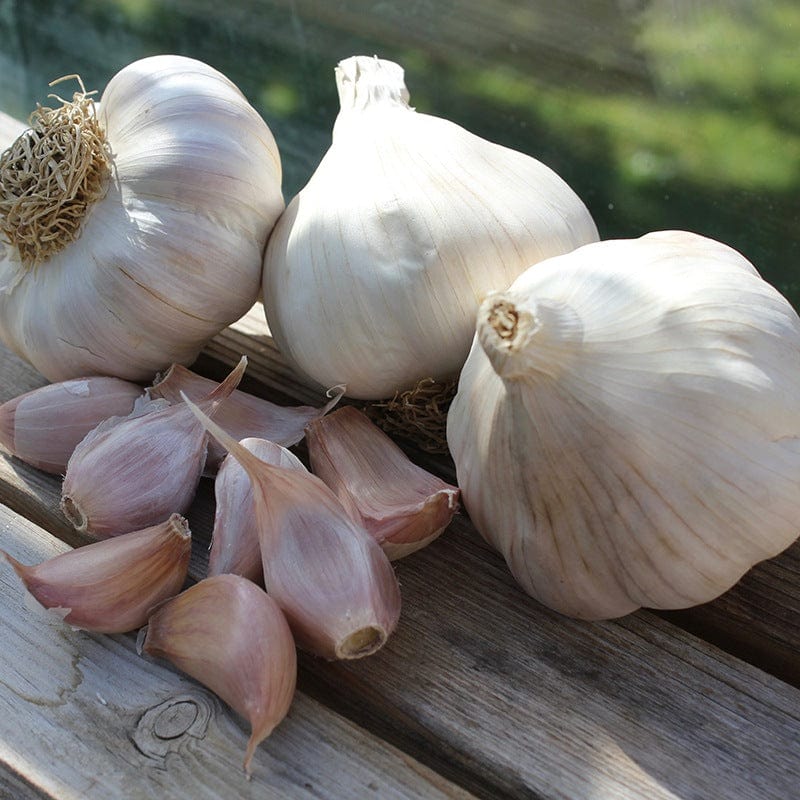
[263,54,598,400]
[447,231,800,619]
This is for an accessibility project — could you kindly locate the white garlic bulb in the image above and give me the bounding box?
[263,55,598,400]
[0,55,284,381]
[447,230,800,619]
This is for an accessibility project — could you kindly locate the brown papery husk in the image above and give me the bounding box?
[209,438,307,582]
[148,363,343,472]
[142,574,297,775]
[182,393,401,660]
[60,357,247,537]
[2,514,190,633]
[0,77,110,270]
[306,406,460,560]
[363,376,457,454]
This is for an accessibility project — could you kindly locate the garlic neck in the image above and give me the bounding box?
[334,56,411,112]
[0,84,110,271]
[477,292,583,381]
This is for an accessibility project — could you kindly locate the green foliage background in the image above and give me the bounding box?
[1,0,797,305]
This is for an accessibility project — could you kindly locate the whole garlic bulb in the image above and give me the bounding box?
[0,55,284,381]
[263,55,598,400]
[447,230,800,619]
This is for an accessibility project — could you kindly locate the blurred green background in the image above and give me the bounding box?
[1,0,797,305]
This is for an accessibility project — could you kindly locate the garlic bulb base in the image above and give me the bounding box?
[0,78,110,270]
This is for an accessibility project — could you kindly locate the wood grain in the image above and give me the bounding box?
[0,506,476,800]
[2,340,800,799]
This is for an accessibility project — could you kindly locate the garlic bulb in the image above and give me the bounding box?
[447,230,800,619]
[0,55,283,382]
[263,55,598,400]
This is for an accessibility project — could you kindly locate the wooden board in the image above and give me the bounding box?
[2,108,800,800]
[2,337,800,799]
[0,506,475,800]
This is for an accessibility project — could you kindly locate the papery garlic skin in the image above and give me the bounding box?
[61,357,246,537]
[210,437,307,581]
[447,230,800,619]
[0,55,283,382]
[306,406,460,559]
[148,364,341,472]
[183,393,402,660]
[0,377,143,473]
[3,514,190,633]
[141,574,296,774]
[262,55,599,400]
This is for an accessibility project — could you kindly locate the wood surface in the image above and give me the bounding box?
[0,506,476,800]
[2,109,800,800]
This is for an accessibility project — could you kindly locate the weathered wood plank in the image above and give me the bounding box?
[2,340,800,800]
[0,506,476,800]
[295,517,800,800]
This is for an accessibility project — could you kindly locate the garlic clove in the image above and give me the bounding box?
[141,574,297,775]
[3,513,190,633]
[0,377,143,473]
[305,406,460,559]
[209,437,307,582]
[60,357,247,537]
[447,231,800,619]
[148,363,342,472]
[182,393,401,660]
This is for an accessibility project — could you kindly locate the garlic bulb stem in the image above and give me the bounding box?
[478,293,584,381]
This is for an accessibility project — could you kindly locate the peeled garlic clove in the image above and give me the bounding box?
[447,230,800,620]
[141,574,297,774]
[0,377,143,473]
[182,393,401,660]
[3,514,190,633]
[305,407,460,559]
[263,55,598,400]
[148,363,342,471]
[61,357,246,537]
[209,437,307,581]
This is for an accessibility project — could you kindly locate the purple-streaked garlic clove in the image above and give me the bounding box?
[141,574,297,775]
[3,514,191,633]
[60,357,247,537]
[147,362,342,471]
[305,406,460,559]
[210,437,307,582]
[182,393,401,660]
[0,377,143,474]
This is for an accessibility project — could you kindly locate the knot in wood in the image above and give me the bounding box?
[133,693,212,761]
